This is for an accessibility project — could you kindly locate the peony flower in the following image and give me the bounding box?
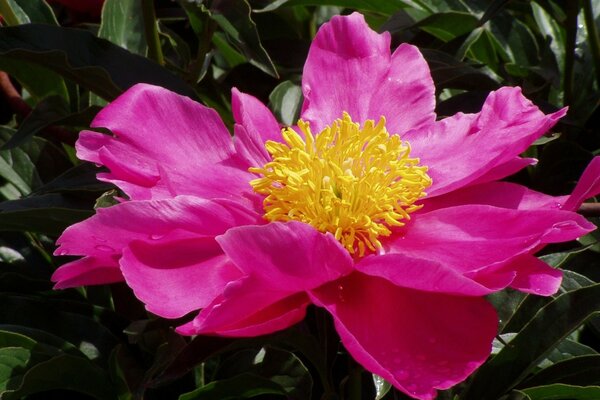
[52,12,600,400]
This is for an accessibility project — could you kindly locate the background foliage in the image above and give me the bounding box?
[0,0,599,399]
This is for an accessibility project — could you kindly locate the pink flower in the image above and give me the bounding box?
[52,12,600,400]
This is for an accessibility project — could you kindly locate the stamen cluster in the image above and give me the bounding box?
[250,113,431,256]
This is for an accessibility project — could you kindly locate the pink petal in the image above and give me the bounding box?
[52,255,121,289]
[216,221,353,286]
[405,87,566,197]
[232,88,282,167]
[181,290,310,337]
[469,157,537,186]
[504,255,562,296]
[387,205,594,275]
[563,156,600,210]
[356,254,498,296]
[191,221,353,335]
[120,235,243,318]
[424,181,565,212]
[53,196,260,288]
[78,83,255,202]
[310,273,498,400]
[301,13,435,134]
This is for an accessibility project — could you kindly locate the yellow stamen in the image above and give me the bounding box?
[249,112,432,257]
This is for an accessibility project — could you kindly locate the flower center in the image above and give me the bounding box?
[249,113,431,257]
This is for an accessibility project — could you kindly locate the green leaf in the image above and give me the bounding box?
[34,163,111,194]
[463,284,600,400]
[373,374,392,400]
[206,0,278,78]
[11,0,58,25]
[1,354,117,400]
[520,355,600,387]
[421,48,499,91]
[2,0,29,24]
[0,24,197,101]
[179,373,288,400]
[0,193,94,235]
[522,384,600,400]
[0,294,122,365]
[415,12,479,42]
[255,0,423,15]
[531,1,565,76]
[2,95,70,150]
[0,58,69,101]
[0,127,44,197]
[98,0,147,56]
[269,81,302,126]
[543,339,598,366]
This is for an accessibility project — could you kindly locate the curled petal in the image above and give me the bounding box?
[406,87,566,197]
[121,235,243,319]
[356,254,499,296]
[503,255,562,296]
[424,181,565,212]
[78,83,254,202]
[563,156,600,211]
[52,255,121,289]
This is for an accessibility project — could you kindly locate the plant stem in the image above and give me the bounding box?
[0,0,20,26]
[582,0,600,87]
[140,0,164,65]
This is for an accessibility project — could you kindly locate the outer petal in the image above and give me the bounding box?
[356,254,504,296]
[405,87,566,197]
[52,196,260,288]
[120,235,243,318]
[310,273,498,400]
[469,157,537,186]
[424,181,565,212]
[78,84,255,202]
[387,205,594,275]
[301,13,435,133]
[52,255,121,289]
[232,88,282,167]
[189,221,353,335]
[504,255,562,296]
[563,156,600,210]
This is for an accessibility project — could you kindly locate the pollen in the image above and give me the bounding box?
[249,113,432,257]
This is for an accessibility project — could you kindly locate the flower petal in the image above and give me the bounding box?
[232,88,282,167]
[356,254,500,296]
[387,205,594,275]
[52,255,121,289]
[120,235,243,318]
[182,288,310,337]
[191,221,352,335]
[78,83,254,201]
[424,181,565,212]
[406,87,566,197]
[52,196,260,288]
[310,273,498,400]
[216,221,353,286]
[301,13,435,133]
[563,156,600,210]
[504,255,562,296]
